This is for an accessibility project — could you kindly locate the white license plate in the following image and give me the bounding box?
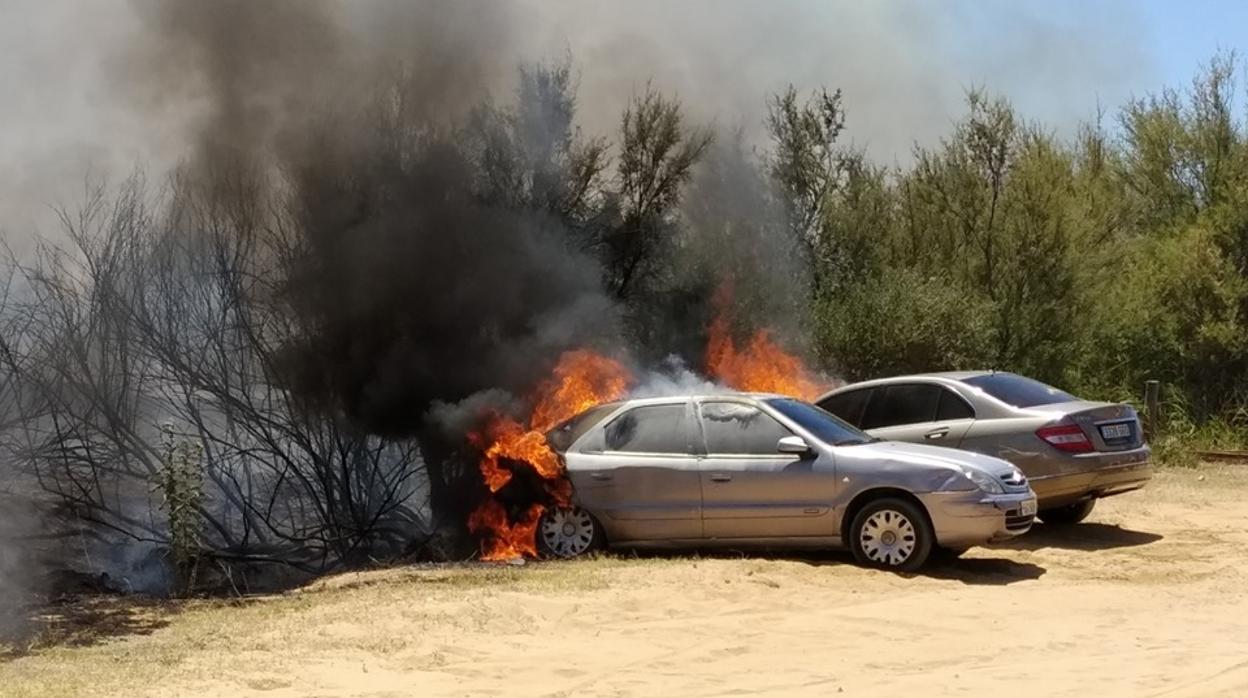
[1100,423,1132,440]
[1019,499,1037,517]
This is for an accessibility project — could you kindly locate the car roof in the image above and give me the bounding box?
[818,371,1000,398]
[609,392,789,408]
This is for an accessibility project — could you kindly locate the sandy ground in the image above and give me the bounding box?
[3,465,1248,698]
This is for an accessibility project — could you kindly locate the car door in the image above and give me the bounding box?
[859,383,975,446]
[568,400,703,542]
[696,399,835,540]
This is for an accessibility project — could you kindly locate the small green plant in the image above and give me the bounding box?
[1148,391,1248,467]
[158,423,205,596]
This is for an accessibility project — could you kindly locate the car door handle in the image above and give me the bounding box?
[924,428,949,441]
[709,473,732,482]
[590,472,613,481]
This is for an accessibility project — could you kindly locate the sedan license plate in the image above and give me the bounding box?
[1019,499,1037,517]
[1099,422,1132,440]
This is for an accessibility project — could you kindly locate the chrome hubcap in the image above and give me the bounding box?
[540,508,596,558]
[860,509,916,566]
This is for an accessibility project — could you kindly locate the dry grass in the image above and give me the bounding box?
[3,464,1248,697]
[0,555,699,696]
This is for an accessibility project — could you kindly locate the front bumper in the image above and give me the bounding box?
[918,489,1037,548]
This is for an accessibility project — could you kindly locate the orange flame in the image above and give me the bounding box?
[705,283,825,400]
[469,350,633,561]
[467,499,544,561]
[530,350,634,432]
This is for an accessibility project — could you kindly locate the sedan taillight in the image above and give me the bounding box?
[1036,423,1093,453]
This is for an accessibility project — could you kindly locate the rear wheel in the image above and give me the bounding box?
[537,507,604,558]
[849,498,934,572]
[1038,499,1096,525]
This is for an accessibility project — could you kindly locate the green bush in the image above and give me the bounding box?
[1076,225,1248,418]
[815,268,995,381]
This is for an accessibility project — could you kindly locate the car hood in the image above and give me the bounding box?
[852,440,1017,478]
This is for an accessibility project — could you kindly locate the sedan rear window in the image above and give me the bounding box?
[960,373,1076,408]
[603,404,689,454]
[936,389,975,420]
[547,402,621,452]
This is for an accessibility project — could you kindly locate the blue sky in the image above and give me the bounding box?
[1136,0,1248,87]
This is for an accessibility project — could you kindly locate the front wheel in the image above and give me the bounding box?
[1038,499,1096,525]
[849,498,934,572]
[537,507,604,558]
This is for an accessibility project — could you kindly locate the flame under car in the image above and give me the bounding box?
[540,393,1037,571]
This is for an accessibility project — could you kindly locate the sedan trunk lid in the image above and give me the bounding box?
[1025,400,1144,452]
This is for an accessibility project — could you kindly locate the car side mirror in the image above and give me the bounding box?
[777,436,812,455]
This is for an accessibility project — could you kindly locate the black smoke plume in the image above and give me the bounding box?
[125,1,636,532]
[131,1,623,420]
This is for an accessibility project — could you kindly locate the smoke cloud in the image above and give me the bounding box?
[0,1,1159,240]
[110,0,627,434]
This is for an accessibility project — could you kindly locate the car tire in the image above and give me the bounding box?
[1038,499,1096,525]
[537,507,605,559]
[849,497,934,572]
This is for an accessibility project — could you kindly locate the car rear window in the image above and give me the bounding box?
[936,389,975,420]
[603,404,689,454]
[960,373,1076,408]
[547,402,621,452]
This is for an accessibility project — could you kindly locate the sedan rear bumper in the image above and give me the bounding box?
[918,490,1037,548]
[1029,450,1153,509]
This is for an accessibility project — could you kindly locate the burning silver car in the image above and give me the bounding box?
[540,393,1036,571]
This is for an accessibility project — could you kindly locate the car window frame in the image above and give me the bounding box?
[596,401,693,456]
[935,386,976,421]
[860,382,946,430]
[695,399,796,458]
[818,387,875,428]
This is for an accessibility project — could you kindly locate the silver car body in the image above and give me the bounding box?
[815,372,1153,510]
[554,393,1036,550]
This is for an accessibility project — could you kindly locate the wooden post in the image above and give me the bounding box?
[1144,380,1160,440]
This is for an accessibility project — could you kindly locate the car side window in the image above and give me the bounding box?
[860,383,941,429]
[603,404,689,454]
[818,388,873,427]
[936,388,975,421]
[699,402,793,455]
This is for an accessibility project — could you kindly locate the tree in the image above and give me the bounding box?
[766,86,849,295]
[603,86,712,302]
[6,174,427,590]
[464,56,610,238]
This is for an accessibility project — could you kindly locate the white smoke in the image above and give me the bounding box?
[628,356,731,398]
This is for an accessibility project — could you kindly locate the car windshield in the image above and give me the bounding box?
[765,398,876,446]
[960,372,1077,408]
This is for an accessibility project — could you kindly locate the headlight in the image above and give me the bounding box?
[962,467,1004,494]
